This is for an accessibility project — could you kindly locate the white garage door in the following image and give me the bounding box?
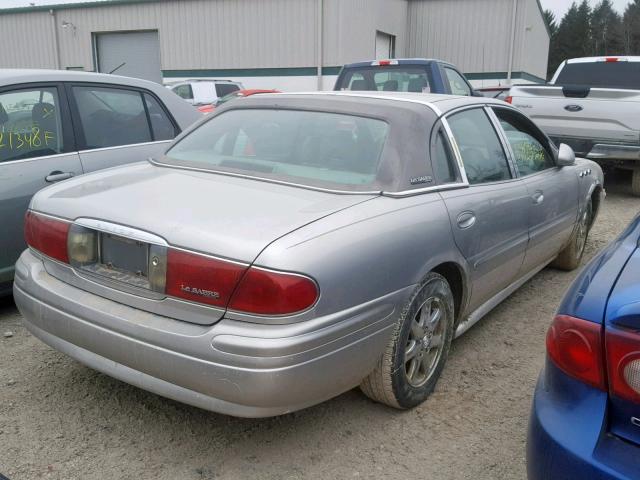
[96,31,162,84]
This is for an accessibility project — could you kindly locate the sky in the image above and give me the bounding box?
[0,0,632,18]
[540,0,629,20]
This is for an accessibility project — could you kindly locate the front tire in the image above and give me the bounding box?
[551,199,592,271]
[360,272,454,409]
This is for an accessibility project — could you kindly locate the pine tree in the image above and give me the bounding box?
[548,2,593,77]
[591,0,624,55]
[623,0,640,54]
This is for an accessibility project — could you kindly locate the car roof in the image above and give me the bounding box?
[342,58,455,69]
[252,91,507,116]
[566,56,640,64]
[0,68,169,89]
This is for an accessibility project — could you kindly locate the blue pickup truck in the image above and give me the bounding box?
[333,58,481,96]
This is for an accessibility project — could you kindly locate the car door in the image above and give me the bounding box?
[491,106,579,274]
[438,107,530,310]
[0,83,82,287]
[67,84,179,173]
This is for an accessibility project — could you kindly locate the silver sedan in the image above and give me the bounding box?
[14,92,604,417]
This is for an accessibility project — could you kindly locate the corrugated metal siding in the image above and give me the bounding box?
[323,0,408,66]
[513,0,549,80]
[4,0,320,71]
[0,11,57,69]
[407,0,513,74]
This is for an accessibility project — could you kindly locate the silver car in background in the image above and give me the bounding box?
[0,69,201,295]
[14,92,604,417]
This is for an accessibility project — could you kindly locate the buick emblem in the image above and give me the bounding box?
[564,104,583,112]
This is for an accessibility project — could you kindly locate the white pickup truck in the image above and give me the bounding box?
[508,56,640,194]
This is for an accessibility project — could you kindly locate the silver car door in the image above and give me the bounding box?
[439,107,529,311]
[68,84,178,173]
[491,106,579,274]
[0,84,82,288]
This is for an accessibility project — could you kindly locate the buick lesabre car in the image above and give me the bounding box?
[0,69,201,296]
[14,92,604,417]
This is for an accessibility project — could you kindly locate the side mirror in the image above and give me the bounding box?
[557,143,576,167]
[471,90,484,97]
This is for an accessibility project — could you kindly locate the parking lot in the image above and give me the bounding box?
[0,172,636,480]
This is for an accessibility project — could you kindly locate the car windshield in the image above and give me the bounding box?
[337,66,432,92]
[164,108,389,190]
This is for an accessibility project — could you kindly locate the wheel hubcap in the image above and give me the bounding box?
[575,209,589,257]
[404,296,446,388]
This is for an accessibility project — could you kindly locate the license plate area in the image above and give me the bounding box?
[70,224,167,294]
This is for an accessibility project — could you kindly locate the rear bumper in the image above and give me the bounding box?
[527,361,640,480]
[550,136,640,163]
[14,250,404,417]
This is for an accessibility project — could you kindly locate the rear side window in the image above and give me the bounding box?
[493,108,555,176]
[0,87,64,163]
[337,66,432,93]
[444,68,472,96]
[166,109,389,190]
[144,94,177,141]
[173,84,193,100]
[72,86,168,149]
[216,83,240,98]
[432,129,458,184]
[555,61,640,89]
[447,108,511,185]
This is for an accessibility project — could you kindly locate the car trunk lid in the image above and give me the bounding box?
[31,162,377,324]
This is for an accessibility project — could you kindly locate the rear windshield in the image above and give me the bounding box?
[555,61,640,89]
[164,109,389,190]
[336,66,432,93]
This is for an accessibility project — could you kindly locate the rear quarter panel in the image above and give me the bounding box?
[253,193,469,319]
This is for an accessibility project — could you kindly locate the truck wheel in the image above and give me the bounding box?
[551,199,592,271]
[632,169,640,197]
[360,272,454,409]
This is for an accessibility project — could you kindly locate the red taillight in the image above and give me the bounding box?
[24,211,70,263]
[229,267,318,315]
[605,57,619,63]
[546,315,606,390]
[505,96,513,104]
[165,249,246,308]
[606,327,640,404]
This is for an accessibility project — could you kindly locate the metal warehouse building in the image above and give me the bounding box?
[0,0,549,90]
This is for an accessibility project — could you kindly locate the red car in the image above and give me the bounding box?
[197,89,280,114]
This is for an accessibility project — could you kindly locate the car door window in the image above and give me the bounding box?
[447,108,511,185]
[444,68,472,96]
[493,108,555,177]
[72,86,153,149]
[215,83,240,98]
[144,94,177,141]
[0,87,64,163]
[173,84,193,100]
[432,129,458,184]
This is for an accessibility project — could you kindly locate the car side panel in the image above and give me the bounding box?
[519,167,579,273]
[439,181,530,311]
[249,194,471,321]
[0,152,83,286]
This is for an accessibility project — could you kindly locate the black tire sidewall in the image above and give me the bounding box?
[390,273,454,409]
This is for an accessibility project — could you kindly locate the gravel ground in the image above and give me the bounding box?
[1,173,638,480]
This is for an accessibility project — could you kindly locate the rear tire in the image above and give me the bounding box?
[551,199,592,271]
[360,272,454,409]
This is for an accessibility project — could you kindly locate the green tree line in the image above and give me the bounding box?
[545,0,640,79]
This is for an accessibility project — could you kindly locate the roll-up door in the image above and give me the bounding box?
[95,31,162,84]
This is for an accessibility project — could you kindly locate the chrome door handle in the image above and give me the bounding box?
[532,191,544,205]
[45,171,74,183]
[456,211,476,229]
